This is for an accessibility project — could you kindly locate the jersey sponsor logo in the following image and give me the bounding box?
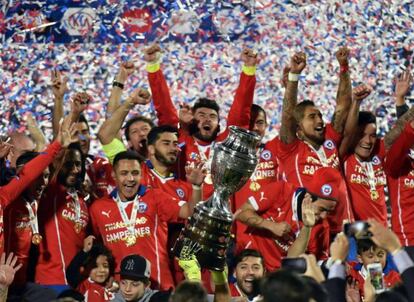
[138,202,148,213]
[321,184,332,196]
[105,227,150,243]
[261,150,272,160]
[372,156,380,165]
[101,210,111,218]
[323,140,335,150]
[176,188,185,199]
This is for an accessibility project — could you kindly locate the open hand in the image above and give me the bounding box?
[395,69,413,99]
[302,194,316,227]
[0,253,22,289]
[185,162,207,186]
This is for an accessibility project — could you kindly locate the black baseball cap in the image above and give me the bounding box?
[118,254,151,281]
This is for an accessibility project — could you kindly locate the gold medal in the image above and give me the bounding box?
[370,190,379,201]
[125,235,136,247]
[204,173,213,185]
[249,181,261,192]
[31,233,43,245]
[74,222,83,234]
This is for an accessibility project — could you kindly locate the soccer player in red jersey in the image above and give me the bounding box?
[143,44,258,199]
[338,84,395,226]
[232,104,281,253]
[235,167,341,271]
[277,48,354,238]
[35,142,90,291]
[89,151,198,290]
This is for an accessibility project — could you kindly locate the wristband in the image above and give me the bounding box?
[211,270,228,285]
[340,64,349,74]
[192,184,201,190]
[112,81,124,89]
[242,65,257,76]
[146,62,161,73]
[288,72,299,82]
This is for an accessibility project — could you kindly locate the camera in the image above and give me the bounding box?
[343,221,371,239]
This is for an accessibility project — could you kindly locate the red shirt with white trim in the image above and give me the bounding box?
[35,182,89,285]
[384,122,414,246]
[0,140,62,256]
[78,278,114,302]
[232,139,280,254]
[276,124,353,234]
[342,141,387,225]
[89,186,183,290]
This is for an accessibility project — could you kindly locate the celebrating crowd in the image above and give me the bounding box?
[0,44,414,302]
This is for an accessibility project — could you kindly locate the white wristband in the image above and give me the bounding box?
[192,184,201,190]
[288,72,299,82]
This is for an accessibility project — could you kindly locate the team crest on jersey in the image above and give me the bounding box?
[190,152,199,160]
[321,184,332,196]
[371,155,380,165]
[261,150,272,160]
[323,140,335,150]
[138,202,148,213]
[176,188,185,198]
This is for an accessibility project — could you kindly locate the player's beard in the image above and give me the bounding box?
[154,149,177,167]
[189,119,219,143]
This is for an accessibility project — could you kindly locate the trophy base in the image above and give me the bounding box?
[172,204,233,271]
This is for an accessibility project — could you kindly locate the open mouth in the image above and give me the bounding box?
[314,125,324,134]
[202,125,211,131]
[360,144,371,150]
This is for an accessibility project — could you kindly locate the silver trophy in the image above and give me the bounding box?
[173,126,260,270]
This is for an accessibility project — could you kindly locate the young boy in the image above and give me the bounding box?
[110,255,170,302]
[347,239,401,297]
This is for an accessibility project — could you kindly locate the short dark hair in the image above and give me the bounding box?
[356,238,377,255]
[78,114,90,130]
[113,150,143,168]
[192,98,220,114]
[171,281,208,302]
[250,104,267,124]
[16,151,40,167]
[358,111,376,127]
[293,100,316,124]
[261,270,312,302]
[147,125,178,146]
[123,116,155,142]
[234,249,264,267]
[83,244,115,282]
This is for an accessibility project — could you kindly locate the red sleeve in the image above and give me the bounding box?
[0,140,62,208]
[325,123,342,146]
[384,122,414,178]
[148,69,179,126]
[226,72,256,128]
[154,190,182,222]
[275,137,299,160]
[89,202,102,238]
[248,182,285,213]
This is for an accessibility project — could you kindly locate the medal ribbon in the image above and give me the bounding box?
[304,141,329,167]
[68,189,82,224]
[356,158,377,192]
[249,144,265,183]
[24,199,39,235]
[116,194,140,238]
[194,141,215,171]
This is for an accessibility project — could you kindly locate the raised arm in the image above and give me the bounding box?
[339,84,372,158]
[280,52,307,144]
[144,44,179,126]
[107,61,135,117]
[384,70,414,149]
[51,69,68,139]
[25,112,48,152]
[331,47,352,135]
[226,48,258,128]
[97,88,151,145]
[395,69,412,119]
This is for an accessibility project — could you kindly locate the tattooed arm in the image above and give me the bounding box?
[332,47,352,135]
[280,52,307,144]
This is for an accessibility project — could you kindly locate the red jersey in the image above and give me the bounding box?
[347,262,401,297]
[231,139,280,254]
[35,182,89,285]
[148,68,256,199]
[85,155,115,199]
[240,181,330,271]
[384,122,414,245]
[343,141,387,225]
[78,278,115,302]
[276,124,353,234]
[0,140,62,255]
[89,186,184,290]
